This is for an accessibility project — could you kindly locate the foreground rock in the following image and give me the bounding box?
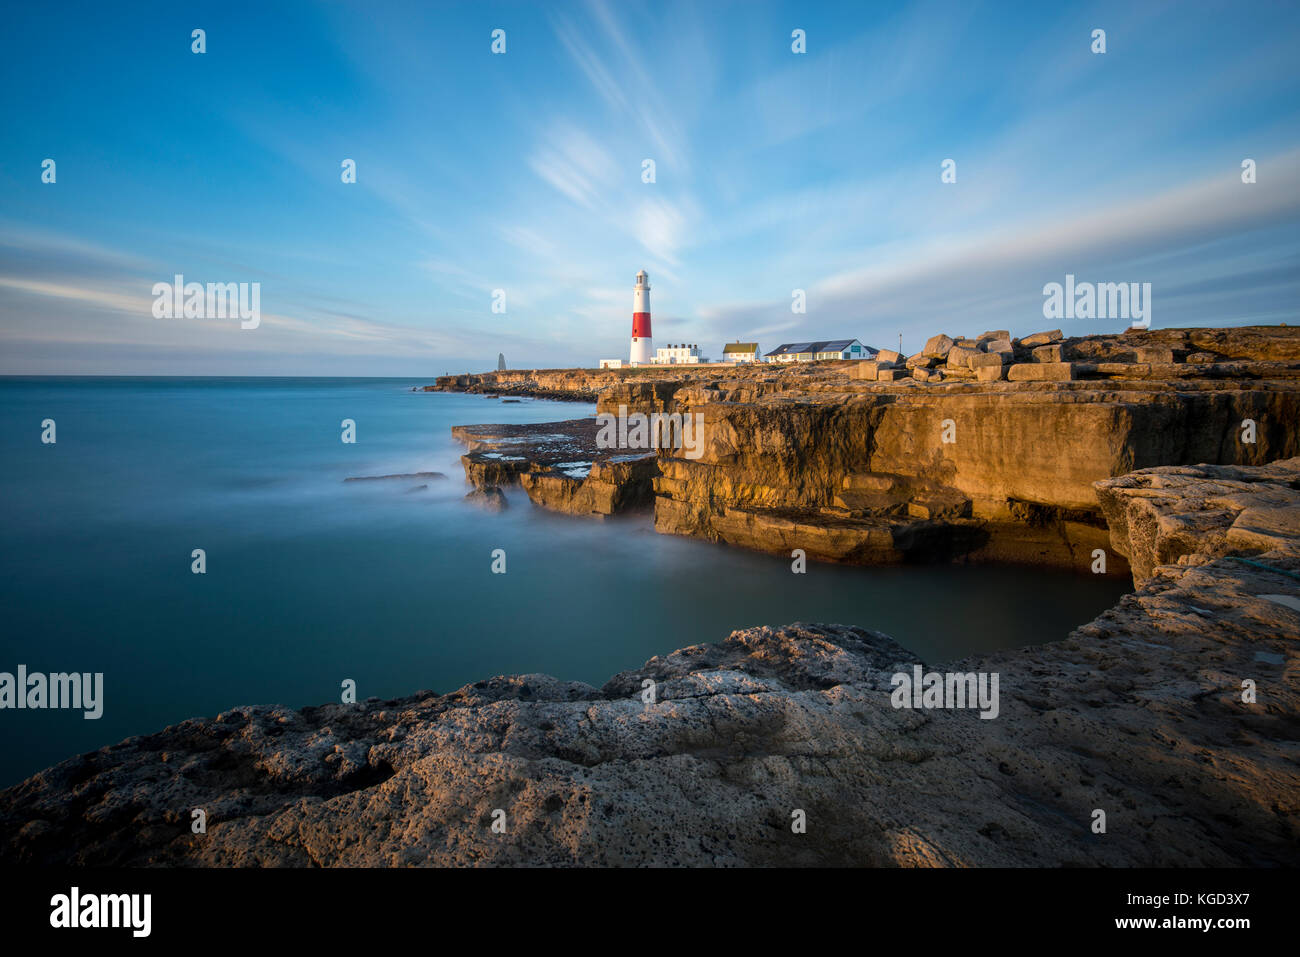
[1097,458,1300,587]
[2,459,1296,867]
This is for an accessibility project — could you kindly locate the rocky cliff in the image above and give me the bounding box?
[451,419,657,517]
[444,327,1300,573]
[2,459,1296,867]
[652,377,1297,570]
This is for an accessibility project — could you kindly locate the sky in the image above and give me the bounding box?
[1,0,1298,375]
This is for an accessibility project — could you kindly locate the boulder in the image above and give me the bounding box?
[907,491,972,520]
[464,486,508,511]
[1032,344,1064,363]
[874,349,903,365]
[922,334,955,358]
[946,345,980,370]
[1019,329,1064,348]
[976,364,1007,382]
[852,359,902,380]
[842,473,897,491]
[1007,362,1075,381]
[969,352,1008,369]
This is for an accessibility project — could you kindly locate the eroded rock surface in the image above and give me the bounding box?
[452,418,656,517]
[1098,458,1300,587]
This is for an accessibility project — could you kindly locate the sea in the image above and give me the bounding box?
[0,377,1130,786]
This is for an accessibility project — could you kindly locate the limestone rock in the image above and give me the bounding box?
[1019,329,1064,348]
[906,491,972,520]
[454,418,656,516]
[946,345,979,370]
[1007,362,1075,381]
[851,359,897,380]
[1095,457,1300,587]
[464,486,508,511]
[923,334,955,357]
[520,456,656,517]
[1121,326,1300,362]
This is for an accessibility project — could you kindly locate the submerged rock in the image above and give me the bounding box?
[464,486,508,512]
[344,472,447,483]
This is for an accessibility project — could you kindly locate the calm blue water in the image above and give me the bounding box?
[0,378,1129,786]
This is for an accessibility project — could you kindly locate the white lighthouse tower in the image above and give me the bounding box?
[630,269,653,365]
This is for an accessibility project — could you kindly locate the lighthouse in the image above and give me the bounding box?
[630,269,652,365]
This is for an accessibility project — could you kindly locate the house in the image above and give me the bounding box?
[764,339,873,363]
[722,341,761,363]
[599,358,624,369]
[652,343,702,364]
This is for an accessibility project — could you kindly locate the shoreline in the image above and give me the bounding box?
[1,455,1296,863]
[437,326,1300,576]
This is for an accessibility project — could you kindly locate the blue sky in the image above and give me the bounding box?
[2,0,1298,374]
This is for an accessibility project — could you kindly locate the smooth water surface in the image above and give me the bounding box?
[0,378,1130,785]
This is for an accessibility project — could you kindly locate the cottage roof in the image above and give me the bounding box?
[765,339,873,357]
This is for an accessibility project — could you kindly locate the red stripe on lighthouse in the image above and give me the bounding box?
[632,312,652,338]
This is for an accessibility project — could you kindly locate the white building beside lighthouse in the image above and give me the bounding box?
[652,343,701,364]
[630,269,653,366]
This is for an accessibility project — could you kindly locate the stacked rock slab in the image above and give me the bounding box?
[452,419,657,517]
[650,378,1299,570]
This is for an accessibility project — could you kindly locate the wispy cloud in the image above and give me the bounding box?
[3,0,1298,372]
[697,147,1300,347]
